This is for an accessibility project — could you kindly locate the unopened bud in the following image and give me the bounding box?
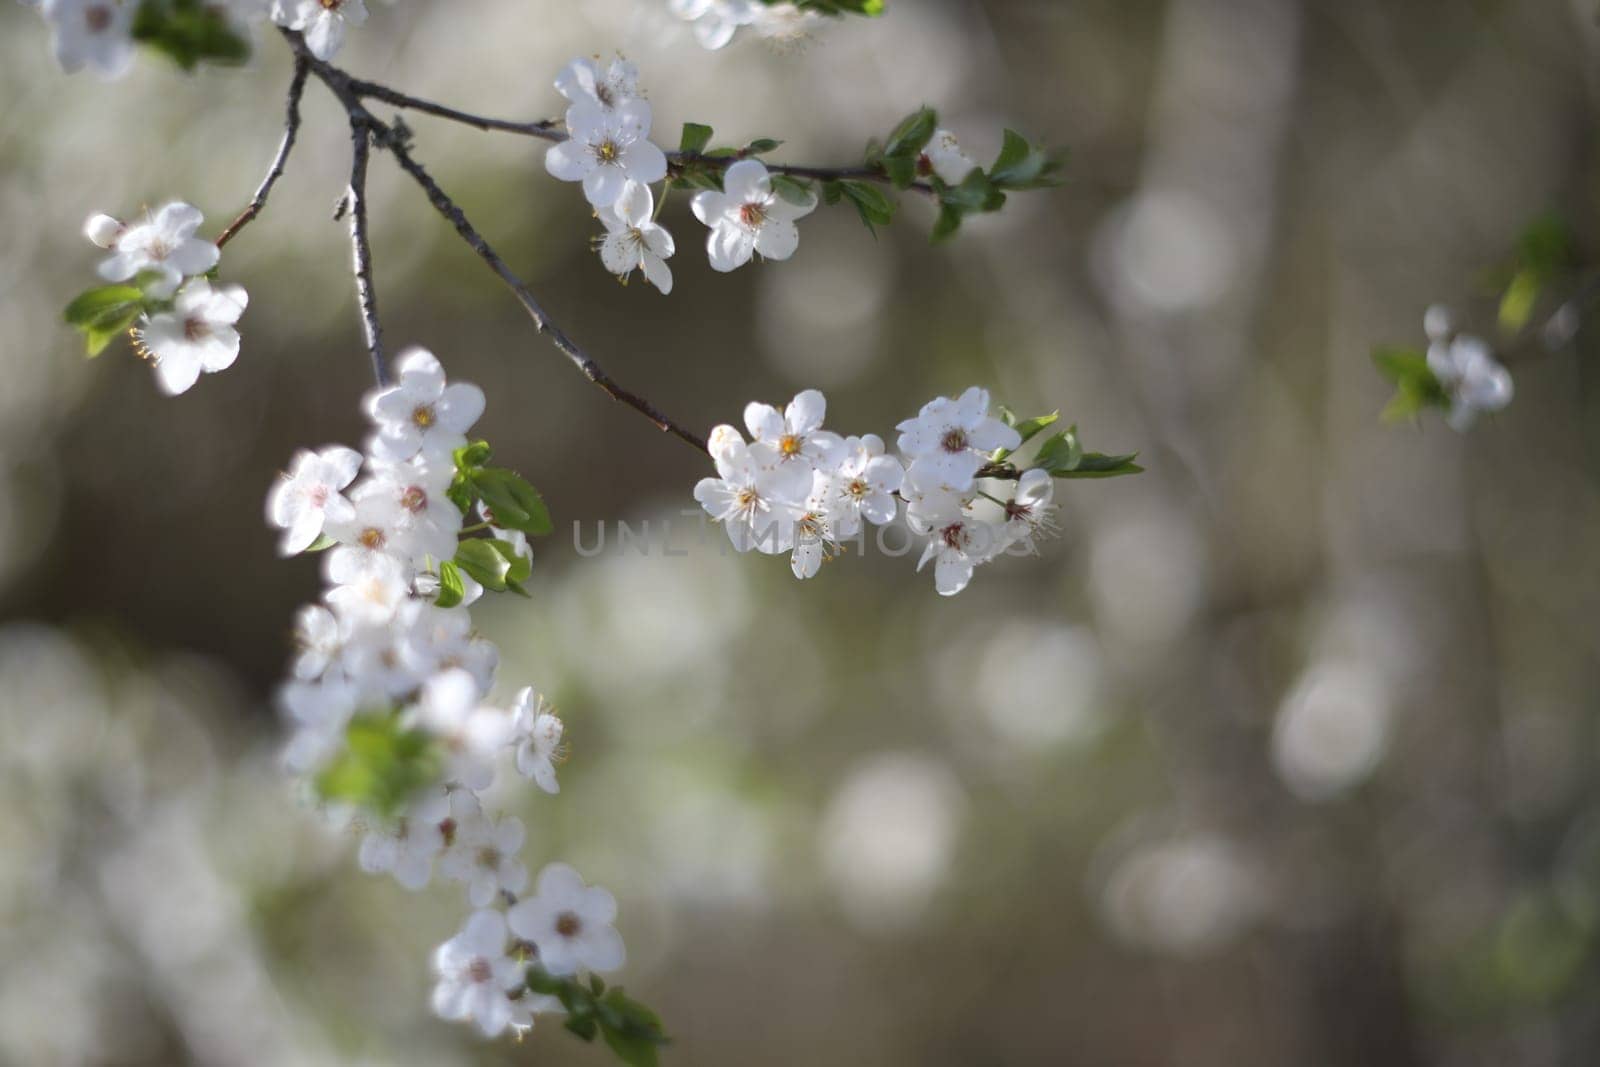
[84,213,123,249]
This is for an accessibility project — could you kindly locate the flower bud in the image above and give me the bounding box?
[84,213,123,249]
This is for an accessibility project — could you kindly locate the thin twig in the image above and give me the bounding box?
[348,78,565,141]
[346,125,388,386]
[216,57,310,248]
[345,75,938,198]
[283,29,708,453]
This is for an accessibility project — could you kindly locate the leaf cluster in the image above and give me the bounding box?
[524,967,669,1067]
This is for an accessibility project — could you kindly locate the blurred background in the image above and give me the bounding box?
[4,0,1600,1063]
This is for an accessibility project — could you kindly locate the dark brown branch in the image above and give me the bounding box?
[345,124,388,386]
[216,57,310,248]
[283,29,708,454]
[347,78,565,142]
[344,75,938,199]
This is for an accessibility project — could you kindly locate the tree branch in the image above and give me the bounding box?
[345,124,389,386]
[283,29,709,454]
[344,74,938,198]
[216,57,310,248]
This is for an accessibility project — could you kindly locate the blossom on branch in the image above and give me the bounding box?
[691,159,817,271]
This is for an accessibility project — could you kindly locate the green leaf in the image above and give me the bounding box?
[453,539,532,593]
[744,137,783,155]
[679,122,714,155]
[471,468,552,537]
[1033,429,1083,473]
[313,712,439,819]
[64,285,146,328]
[941,169,1005,213]
[769,173,815,207]
[131,0,251,71]
[303,533,338,553]
[1055,452,1143,478]
[930,203,964,243]
[988,129,1067,190]
[1371,346,1448,422]
[83,305,143,357]
[777,0,885,13]
[434,560,466,608]
[1499,269,1543,334]
[831,179,896,232]
[880,154,918,189]
[1516,212,1576,279]
[883,107,938,161]
[1003,411,1060,459]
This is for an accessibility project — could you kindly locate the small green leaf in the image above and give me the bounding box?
[832,179,895,232]
[1055,452,1143,478]
[769,174,815,207]
[435,560,466,608]
[1005,411,1059,455]
[744,137,783,155]
[1033,429,1082,473]
[679,122,713,155]
[131,0,251,71]
[471,468,552,537]
[454,540,512,592]
[1499,268,1543,334]
[314,712,439,819]
[988,129,1067,190]
[1371,346,1448,422]
[64,285,146,327]
[83,306,142,357]
[883,107,938,161]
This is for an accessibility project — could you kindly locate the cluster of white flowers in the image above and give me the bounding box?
[544,56,819,291]
[1423,305,1514,431]
[82,202,249,395]
[693,387,1060,595]
[668,0,824,50]
[267,348,627,1039]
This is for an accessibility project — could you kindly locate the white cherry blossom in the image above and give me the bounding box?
[441,812,528,908]
[510,687,564,794]
[40,0,134,77]
[270,0,367,61]
[266,445,363,556]
[415,669,512,792]
[431,910,524,1038]
[822,434,903,537]
[508,863,626,977]
[96,202,219,299]
[668,0,755,50]
[691,159,817,272]
[920,128,980,185]
[692,428,810,554]
[545,100,668,209]
[135,279,248,396]
[359,788,449,891]
[743,388,842,467]
[896,386,1020,489]
[556,54,640,112]
[1423,313,1514,431]
[597,180,675,294]
[364,348,486,462]
[995,468,1057,554]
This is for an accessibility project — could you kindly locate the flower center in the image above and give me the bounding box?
[596,139,621,164]
[847,479,868,500]
[358,527,386,550]
[320,0,344,10]
[477,846,502,869]
[939,428,968,453]
[555,912,583,938]
[438,817,457,847]
[400,486,428,513]
[797,513,823,539]
[739,201,768,228]
[468,957,493,983]
[778,433,803,456]
[412,404,436,429]
[85,5,112,31]
[735,487,760,512]
[941,522,968,551]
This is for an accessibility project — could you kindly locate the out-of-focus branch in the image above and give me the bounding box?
[281,29,710,454]
[216,57,310,248]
